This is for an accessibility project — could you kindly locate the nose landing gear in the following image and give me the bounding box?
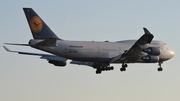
[157,62,163,71]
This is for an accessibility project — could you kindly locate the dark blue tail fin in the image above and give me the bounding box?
[23,8,60,39]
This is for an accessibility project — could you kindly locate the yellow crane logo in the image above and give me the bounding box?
[30,16,43,33]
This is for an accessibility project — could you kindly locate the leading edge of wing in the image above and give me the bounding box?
[123,28,154,57]
[123,28,154,56]
[111,28,154,63]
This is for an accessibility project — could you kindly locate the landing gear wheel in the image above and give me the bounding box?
[158,62,163,72]
[158,67,163,71]
[120,63,127,72]
[96,69,102,74]
[110,66,114,70]
[124,64,128,68]
[120,67,126,71]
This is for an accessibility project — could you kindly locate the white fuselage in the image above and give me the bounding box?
[30,39,174,63]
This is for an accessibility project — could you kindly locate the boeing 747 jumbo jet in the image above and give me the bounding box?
[3,8,175,74]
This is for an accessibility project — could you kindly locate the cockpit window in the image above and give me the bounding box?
[164,43,166,45]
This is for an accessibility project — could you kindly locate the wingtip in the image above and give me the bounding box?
[143,27,147,30]
[3,46,11,52]
[3,46,18,53]
[143,27,152,35]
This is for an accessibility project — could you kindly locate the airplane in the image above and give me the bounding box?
[3,8,175,74]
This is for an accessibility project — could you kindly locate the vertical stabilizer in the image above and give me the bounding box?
[23,8,60,39]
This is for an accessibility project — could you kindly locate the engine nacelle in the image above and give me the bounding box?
[48,60,67,66]
[141,55,159,63]
[143,47,160,55]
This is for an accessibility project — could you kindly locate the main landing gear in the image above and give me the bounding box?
[120,59,128,72]
[157,62,163,71]
[96,66,114,74]
[120,63,128,72]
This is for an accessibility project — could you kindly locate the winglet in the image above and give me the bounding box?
[143,27,152,35]
[3,46,17,53]
[3,46,11,52]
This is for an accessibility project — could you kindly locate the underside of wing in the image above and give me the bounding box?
[70,60,94,67]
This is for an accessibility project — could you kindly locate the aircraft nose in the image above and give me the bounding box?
[169,50,175,58]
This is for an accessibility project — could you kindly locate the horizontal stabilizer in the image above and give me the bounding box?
[4,43,29,46]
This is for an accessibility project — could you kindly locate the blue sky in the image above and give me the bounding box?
[0,0,180,101]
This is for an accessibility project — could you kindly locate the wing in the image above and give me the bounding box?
[3,46,68,66]
[111,28,154,63]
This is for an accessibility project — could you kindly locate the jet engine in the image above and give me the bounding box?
[48,60,67,66]
[143,47,160,55]
[141,55,159,63]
